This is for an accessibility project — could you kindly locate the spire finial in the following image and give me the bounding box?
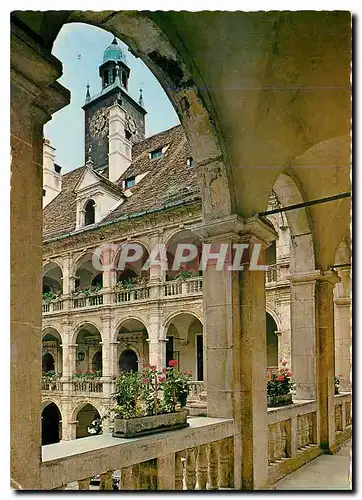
[85,83,91,103]
[139,88,144,107]
[112,36,117,45]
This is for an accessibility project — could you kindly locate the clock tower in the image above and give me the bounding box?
[83,37,147,172]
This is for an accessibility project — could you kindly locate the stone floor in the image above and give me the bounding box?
[273,439,352,490]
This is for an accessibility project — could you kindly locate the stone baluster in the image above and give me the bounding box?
[138,460,157,490]
[280,422,287,458]
[196,445,208,490]
[308,414,314,443]
[131,464,140,489]
[185,447,197,490]
[100,470,113,490]
[78,478,90,490]
[297,417,302,449]
[268,424,276,464]
[207,442,219,490]
[274,422,282,459]
[120,466,133,490]
[218,437,234,488]
[157,453,175,490]
[175,451,184,490]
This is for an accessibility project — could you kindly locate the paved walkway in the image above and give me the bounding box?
[273,439,352,490]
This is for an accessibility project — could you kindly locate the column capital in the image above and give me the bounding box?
[334,297,351,306]
[191,214,276,245]
[288,269,341,285]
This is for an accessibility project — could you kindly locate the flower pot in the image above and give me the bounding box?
[267,393,293,407]
[113,409,189,438]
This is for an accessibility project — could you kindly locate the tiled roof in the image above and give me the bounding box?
[43,125,200,240]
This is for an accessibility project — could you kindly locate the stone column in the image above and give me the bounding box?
[148,308,163,369]
[192,215,277,490]
[11,22,69,489]
[61,255,72,295]
[148,231,165,300]
[288,271,320,400]
[334,267,351,392]
[316,271,340,453]
[101,313,114,398]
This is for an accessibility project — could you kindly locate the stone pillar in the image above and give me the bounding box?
[101,313,114,398]
[288,271,320,400]
[316,271,340,453]
[148,231,166,300]
[148,308,163,369]
[108,103,132,182]
[61,255,72,295]
[11,21,70,489]
[192,215,277,490]
[334,267,351,392]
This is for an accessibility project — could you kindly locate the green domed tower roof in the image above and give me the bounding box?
[103,37,127,64]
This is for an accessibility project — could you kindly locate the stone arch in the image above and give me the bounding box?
[72,401,102,439]
[42,12,234,219]
[272,172,315,274]
[71,400,102,422]
[72,320,103,345]
[41,398,63,416]
[119,347,140,373]
[265,306,282,333]
[112,315,149,343]
[42,261,63,295]
[163,309,203,339]
[41,401,62,445]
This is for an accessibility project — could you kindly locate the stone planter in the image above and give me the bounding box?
[113,409,189,438]
[267,393,293,408]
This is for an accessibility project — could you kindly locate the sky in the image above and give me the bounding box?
[44,23,180,172]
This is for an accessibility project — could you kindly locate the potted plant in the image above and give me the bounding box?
[267,361,294,407]
[111,360,192,438]
[43,290,61,302]
[72,283,102,297]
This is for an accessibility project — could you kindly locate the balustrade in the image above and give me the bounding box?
[42,299,64,313]
[41,417,235,490]
[114,287,150,304]
[42,379,63,392]
[334,393,352,438]
[71,380,103,393]
[72,294,103,309]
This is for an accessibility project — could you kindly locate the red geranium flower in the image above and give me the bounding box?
[281,360,287,366]
[277,375,285,382]
[287,371,292,377]
[150,365,157,371]
[168,359,178,367]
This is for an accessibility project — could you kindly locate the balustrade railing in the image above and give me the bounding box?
[71,380,103,393]
[267,400,319,482]
[164,277,203,298]
[41,417,235,490]
[114,287,150,304]
[265,263,290,285]
[334,393,352,439]
[42,299,64,313]
[72,294,103,309]
[42,379,63,391]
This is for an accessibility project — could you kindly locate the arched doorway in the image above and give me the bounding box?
[266,312,278,369]
[119,349,138,373]
[41,403,61,445]
[76,403,100,439]
[42,352,55,373]
[92,351,102,373]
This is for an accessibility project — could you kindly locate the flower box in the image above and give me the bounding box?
[267,394,293,407]
[113,409,189,438]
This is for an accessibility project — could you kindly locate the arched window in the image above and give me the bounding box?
[84,200,96,226]
[92,351,103,374]
[42,352,55,373]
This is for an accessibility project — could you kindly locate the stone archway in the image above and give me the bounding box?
[42,352,55,374]
[119,349,139,373]
[41,402,62,445]
[75,403,101,439]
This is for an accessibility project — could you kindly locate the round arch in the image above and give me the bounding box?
[163,309,203,338]
[273,172,315,273]
[39,12,234,220]
[265,307,282,333]
[119,348,139,373]
[112,315,149,343]
[72,402,101,439]
[71,321,103,345]
[41,401,62,445]
[42,326,64,344]
[41,398,63,415]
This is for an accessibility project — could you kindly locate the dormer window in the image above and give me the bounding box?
[125,176,136,189]
[187,157,195,168]
[84,199,96,226]
[150,147,163,160]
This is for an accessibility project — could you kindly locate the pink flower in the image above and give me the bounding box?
[277,375,285,382]
[287,371,292,377]
[168,359,178,367]
[158,375,166,382]
[162,367,167,373]
[150,365,157,372]
[281,360,287,366]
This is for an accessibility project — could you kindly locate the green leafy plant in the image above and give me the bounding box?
[174,270,192,281]
[109,361,192,420]
[72,283,102,297]
[116,277,148,291]
[43,290,61,302]
[42,370,60,380]
[267,361,294,397]
[71,370,102,380]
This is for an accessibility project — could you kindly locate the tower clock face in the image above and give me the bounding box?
[89,108,109,138]
[126,114,137,136]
